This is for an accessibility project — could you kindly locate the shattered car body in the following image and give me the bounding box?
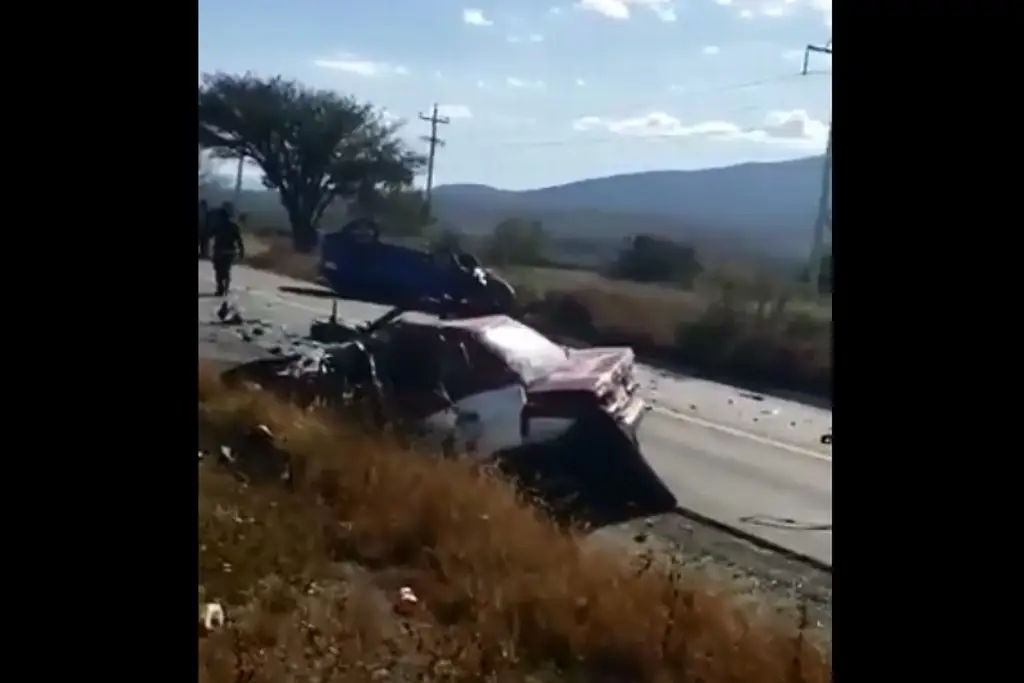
[223,308,676,520]
[318,218,517,316]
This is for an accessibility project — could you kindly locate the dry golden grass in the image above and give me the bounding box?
[198,361,830,682]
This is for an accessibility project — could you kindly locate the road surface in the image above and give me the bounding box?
[198,262,833,565]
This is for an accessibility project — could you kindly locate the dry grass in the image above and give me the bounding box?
[198,362,830,682]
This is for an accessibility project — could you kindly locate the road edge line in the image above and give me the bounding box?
[671,505,832,574]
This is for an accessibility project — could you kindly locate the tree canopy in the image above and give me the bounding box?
[485,218,547,266]
[610,234,703,288]
[198,72,425,251]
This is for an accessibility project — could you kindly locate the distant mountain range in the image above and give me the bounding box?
[432,156,830,262]
[212,156,830,266]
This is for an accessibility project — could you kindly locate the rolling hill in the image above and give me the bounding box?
[433,156,830,261]
[208,156,830,265]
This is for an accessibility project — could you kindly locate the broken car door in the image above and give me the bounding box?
[422,332,526,457]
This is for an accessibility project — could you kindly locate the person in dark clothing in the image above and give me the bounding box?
[208,202,245,296]
[198,199,210,258]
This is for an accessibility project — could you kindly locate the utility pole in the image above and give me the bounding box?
[802,39,832,291]
[419,103,450,219]
[232,155,245,206]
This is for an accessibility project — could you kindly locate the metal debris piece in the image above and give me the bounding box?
[216,301,243,325]
[218,445,235,465]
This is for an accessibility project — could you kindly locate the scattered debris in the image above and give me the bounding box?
[738,391,766,402]
[820,433,832,445]
[309,300,360,343]
[216,301,243,325]
[218,445,235,465]
[200,602,225,632]
[395,586,419,616]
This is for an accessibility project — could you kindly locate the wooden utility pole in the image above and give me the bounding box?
[419,103,450,219]
[802,39,832,291]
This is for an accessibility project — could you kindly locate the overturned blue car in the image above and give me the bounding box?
[318,218,517,316]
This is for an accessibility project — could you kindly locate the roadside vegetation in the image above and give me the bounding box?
[198,362,830,682]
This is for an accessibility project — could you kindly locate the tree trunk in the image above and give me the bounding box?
[290,213,319,253]
[282,186,328,254]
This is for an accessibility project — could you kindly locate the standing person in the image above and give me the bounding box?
[208,202,245,296]
[198,199,210,258]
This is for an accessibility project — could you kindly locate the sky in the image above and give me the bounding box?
[199,0,832,191]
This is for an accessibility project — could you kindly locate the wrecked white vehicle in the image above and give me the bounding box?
[223,308,677,522]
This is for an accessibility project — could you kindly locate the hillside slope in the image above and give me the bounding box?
[434,156,829,259]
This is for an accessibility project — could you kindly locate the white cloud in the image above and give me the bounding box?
[702,45,720,56]
[313,55,409,77]
[475,79,490,89]
[379,109,404,127]
[571,109,827,147]
[462,8,493,26]
[505,76,545,89]
[717,0,831,26]
[574,0,677,22]
[436,104,473,119]
[508,33,544,43]
[575,78,587,86]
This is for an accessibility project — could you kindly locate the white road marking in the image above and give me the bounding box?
[244,286,832,462]
[649,405,831,461]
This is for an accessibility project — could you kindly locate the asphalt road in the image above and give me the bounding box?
[198,262,833,565]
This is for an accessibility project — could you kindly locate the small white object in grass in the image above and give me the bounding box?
[202,602,225,631]
[395,586,419,616]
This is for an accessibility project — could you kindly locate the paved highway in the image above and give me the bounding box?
[198,262,833,565]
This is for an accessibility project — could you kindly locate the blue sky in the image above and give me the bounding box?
[199,0,831,190]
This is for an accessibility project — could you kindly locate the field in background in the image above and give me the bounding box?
[240,236,832,401]
[198,363,830,683]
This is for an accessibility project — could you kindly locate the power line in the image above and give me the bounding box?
[410,70,830,152]
[419,103,450,218]
[802,40,832,290]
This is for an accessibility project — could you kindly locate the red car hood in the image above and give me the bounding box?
[527,346,635,394]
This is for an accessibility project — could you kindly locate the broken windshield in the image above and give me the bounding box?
[478,321,569,385]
